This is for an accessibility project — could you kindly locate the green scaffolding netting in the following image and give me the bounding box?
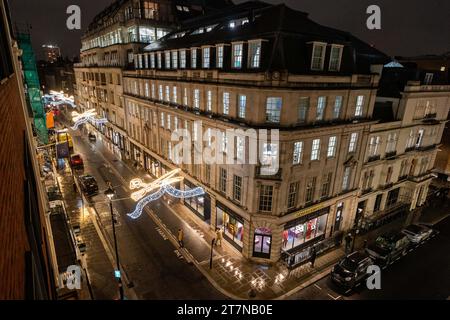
[17,32,48,144]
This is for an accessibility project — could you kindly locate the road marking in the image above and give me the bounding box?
[327,293,341,300]
[314,284,322,290]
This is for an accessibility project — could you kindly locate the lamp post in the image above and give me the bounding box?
[105,185,124,300]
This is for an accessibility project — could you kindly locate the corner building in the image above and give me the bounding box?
[122,2,389,266]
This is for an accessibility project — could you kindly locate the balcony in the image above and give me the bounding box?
[416,144,437,152]
[367,155,381,163]
[405,146,415,153]
[380,182,394,190]
[424,112,437,119]
[408,172,434,183]
[385,151,397,159]
[361,187,373,195]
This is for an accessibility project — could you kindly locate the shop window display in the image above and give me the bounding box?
[216,207,244,248]
[282,214,327,251]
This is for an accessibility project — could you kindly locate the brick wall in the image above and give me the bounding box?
[0,76,30,299]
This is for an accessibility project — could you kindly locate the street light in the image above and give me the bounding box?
[104,185,124,300]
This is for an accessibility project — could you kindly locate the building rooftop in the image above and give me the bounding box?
[144,1,389,75]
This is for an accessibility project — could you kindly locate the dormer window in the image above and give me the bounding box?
[202,47,210,68]
[191,48,197,69]
[232,43,243,69]
[311,42,327,71]
[216,45,224,68]
[171,51,178,69]
[180,49,186,68]
[248,40,262,68]
[329,45,343,71]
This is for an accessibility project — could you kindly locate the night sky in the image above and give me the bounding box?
[8,0,450,60]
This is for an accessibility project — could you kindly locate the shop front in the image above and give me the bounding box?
[144,152,161,177]
[130,142,141,164]
[183,180,211,223]
[281,206,330,268]
[216,202,244,251]
[253,227,272,259]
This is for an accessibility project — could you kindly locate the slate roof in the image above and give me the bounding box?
[144,1,389,75]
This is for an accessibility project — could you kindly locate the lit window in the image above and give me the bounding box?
[232,43,243,69]
[164,51,170,69]
[311,43,326,70]
[329,45,343,71]
[236,136,244,161]
[167,114,171,130]
[368,136,381,156]
[216,45,224,68]
[158,85,163,100]
[150,53,155,68]
[171,51,178,69]
[160,112,164,127]
[202,47,210,68]
[293,141,303,165]
[259,185,273,212]
[386,133,398,153]
[165,85,170,102]
[191,49,197,68]
[342,167,351,191]
[183,88,188,105]
[327,136,337,158]
[248,41,261,68]
[172,86,177,104]
[348,132,358,153]
[206,90,212,111]
[238,95,246,118]
[317,96,327,120]
[416,129,424,148]
[355,95,364,117]
[265,97,282,123]
[223,92,230,115]
[311,139,321,161]
[333,96,343,119]
[180,50,186,68]
[193,89,200,109]
[157,52,162,68]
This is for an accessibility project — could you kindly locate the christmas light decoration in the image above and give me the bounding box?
[71,109,108,130]
[127,169,205,219]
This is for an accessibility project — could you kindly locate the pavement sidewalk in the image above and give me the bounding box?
[56,160,119,300]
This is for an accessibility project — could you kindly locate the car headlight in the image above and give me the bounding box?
[344,277,352,282]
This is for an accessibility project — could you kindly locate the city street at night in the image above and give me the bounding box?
[1,0,450,314]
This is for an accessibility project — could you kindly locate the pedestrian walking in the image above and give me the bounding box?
[215,228,223,247]
[310,247,317,268]
[178,228,184,248]
[73,181,77,193]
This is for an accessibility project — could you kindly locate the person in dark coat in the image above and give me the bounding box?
[310,247,317,268]
[345,233,353,254]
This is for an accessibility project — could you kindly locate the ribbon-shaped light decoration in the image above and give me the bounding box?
[43,91,76,108]
[128,169,205,219]
[71,109,108,130]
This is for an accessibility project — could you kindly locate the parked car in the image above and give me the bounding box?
[402,224,433,244]
[70,154,84,169]
[331,251,374,291]
[78,175,99,197]
[88,132,96,142]
[365,232,410,265]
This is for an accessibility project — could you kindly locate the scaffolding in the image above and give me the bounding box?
[16,25,48,144]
